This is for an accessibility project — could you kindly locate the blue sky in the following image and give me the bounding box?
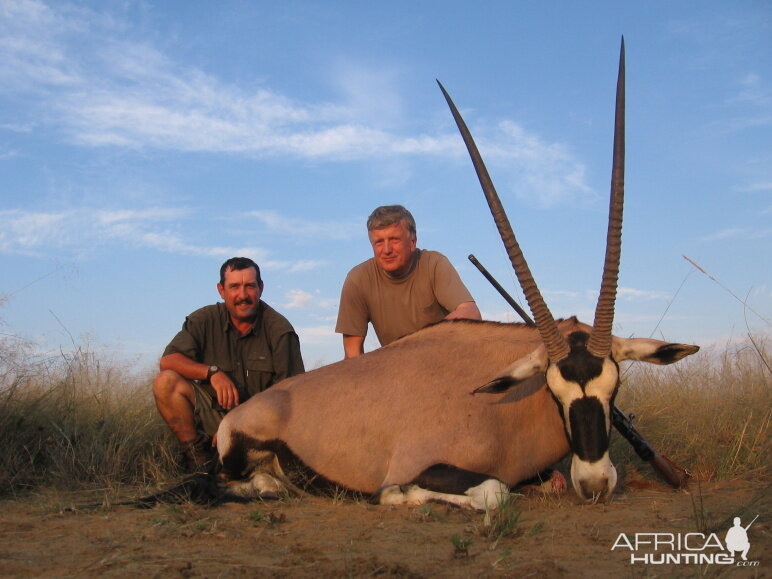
[1,0,769,369]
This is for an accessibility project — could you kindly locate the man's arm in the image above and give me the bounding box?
[431,253,481,322]
[159,352,240,410]
[342,334,366,359]
[336,268,370,359]
[160,352,209,380]
[445,300,481,321]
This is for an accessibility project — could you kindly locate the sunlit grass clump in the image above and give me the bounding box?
[0,335,179,496]
[614,336,770,482]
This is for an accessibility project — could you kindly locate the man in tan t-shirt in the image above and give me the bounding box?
[335,205,481,358]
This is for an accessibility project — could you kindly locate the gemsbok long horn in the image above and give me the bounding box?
[587,37,625,358]
[437,81,570,363]
[438,36,627,363]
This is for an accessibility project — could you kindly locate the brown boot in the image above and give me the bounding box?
[180,432,215,474]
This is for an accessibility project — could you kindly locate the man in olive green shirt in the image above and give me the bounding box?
[153,257,304,472]
[336,205,481,359]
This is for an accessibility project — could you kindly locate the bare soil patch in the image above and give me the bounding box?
[1,479,769,578]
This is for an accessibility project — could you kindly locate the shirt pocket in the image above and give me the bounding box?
[245,356,275,396]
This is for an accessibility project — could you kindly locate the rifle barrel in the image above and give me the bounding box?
[468,255,534,326]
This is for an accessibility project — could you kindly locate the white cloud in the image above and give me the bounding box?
[701,227,747,241]
[700,227,772,242]
[249,210,361,241]
[296,324,337,345]
[617,287,671,301]
[315,297,339,311]
[486,120,595,208]
[544,289,585,300]
[283,289,339,310]
[271,260,328,273]
[95,207,188,224]
[0,0,86,91]
[734,181,772,194]
[0,207,323,270]
[733,72,771,110]
[0,0,594,203]
[0,121,34,132]
[0,210,70,252]
[328,59,414,131]
[285,289,313,309]
[717,72,772,131]
[541,286,671,306]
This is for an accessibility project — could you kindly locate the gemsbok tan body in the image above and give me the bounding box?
[216,39,699,507]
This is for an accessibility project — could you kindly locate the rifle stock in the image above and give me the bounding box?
[611,406,691,488]
[469,253,692,489]
[649,453,692,489]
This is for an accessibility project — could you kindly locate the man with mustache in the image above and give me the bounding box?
[153,257,305,473]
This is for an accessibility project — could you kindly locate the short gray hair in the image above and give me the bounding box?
[366,205,416,238]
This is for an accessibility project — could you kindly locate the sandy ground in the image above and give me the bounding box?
[1,477,769,578]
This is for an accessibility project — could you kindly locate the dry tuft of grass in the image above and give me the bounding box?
[614,336,770,483]
[0,336,180,497]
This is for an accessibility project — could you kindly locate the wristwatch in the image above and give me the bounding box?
[206,365,221,379]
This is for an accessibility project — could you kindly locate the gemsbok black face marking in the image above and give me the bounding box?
[569,397,612,463]
[557,332,606,387]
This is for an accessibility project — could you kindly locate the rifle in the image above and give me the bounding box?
[468,253,691,489]
[744,515,759,531]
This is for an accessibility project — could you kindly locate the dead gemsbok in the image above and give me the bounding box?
[216,39,699,507]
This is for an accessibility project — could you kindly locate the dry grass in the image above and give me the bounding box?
[1,328,768,499]
[0,335,179,497]
[614,336,770,483]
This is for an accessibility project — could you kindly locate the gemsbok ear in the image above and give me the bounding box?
[611,338,700,364]
[473,346,549,394]
[474,376,520,395]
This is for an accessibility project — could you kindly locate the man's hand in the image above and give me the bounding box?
[210,370,240,410]
[445,301,482,321]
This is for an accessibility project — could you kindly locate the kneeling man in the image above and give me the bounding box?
[153,257,305,472]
